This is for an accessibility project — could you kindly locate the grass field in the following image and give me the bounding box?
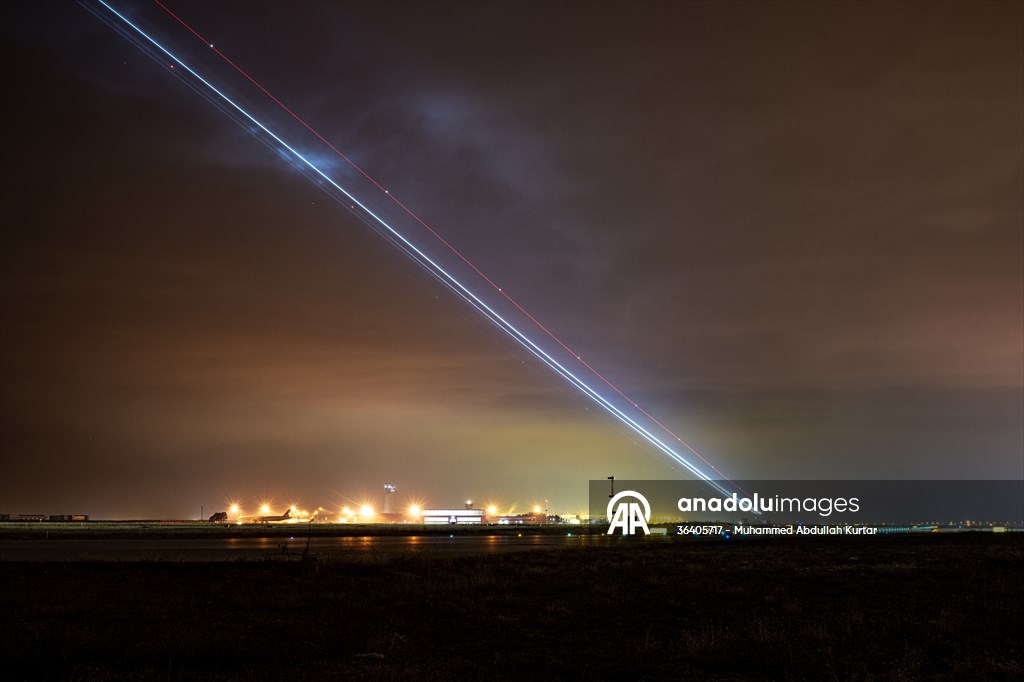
[2,533,1021,680]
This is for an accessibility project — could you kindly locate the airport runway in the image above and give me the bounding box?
[0,532,656,561]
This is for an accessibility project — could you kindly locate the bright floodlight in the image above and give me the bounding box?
[533,505,541,514]
[487,505,498,516]
[359,504,374,518]
[260,504,270,514]
[229,504,240,514]
[408,504,421,518]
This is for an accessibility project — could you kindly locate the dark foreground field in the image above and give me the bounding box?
[2,534,1021,681]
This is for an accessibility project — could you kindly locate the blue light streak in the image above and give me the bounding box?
[91,0,734,497]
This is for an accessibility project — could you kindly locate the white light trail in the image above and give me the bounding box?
[88,0,735,497]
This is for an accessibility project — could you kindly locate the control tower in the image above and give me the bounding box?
[383,483,397,514]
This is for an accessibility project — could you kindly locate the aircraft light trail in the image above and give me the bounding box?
[150,0,736,486]
[87,0,738,497]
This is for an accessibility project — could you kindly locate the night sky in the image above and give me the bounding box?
[3,1,1021,519]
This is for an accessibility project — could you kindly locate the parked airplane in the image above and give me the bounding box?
[239,509,293,524]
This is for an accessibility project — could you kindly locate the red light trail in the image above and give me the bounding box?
[150,0,737,485]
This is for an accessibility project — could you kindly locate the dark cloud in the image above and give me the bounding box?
[2,1,1020,518]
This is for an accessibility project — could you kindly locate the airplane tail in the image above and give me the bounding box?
[282,509,290,519]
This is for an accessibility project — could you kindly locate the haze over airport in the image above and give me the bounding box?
[2,1,1021,519]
